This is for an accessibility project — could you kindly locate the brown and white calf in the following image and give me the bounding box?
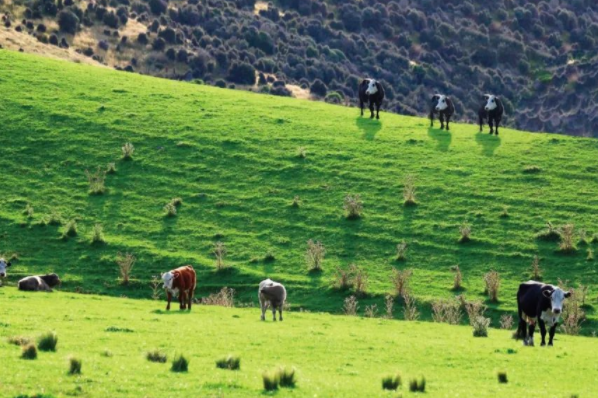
[161,265,196,311]
[259,279,287,321]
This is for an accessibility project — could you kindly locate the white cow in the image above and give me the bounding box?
[258,279,287,321]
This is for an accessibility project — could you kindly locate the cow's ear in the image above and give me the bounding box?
[564,291,572,298]
[6,262,11,267]
[431,94,439,101]
[542,290,552,298]
[173,272,180,279]
[361,79,367,85]
[482,94,489,100]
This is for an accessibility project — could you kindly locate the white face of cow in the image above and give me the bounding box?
[162,272,175,290]
[0,258,11,278]
[365,79,378,96]
[435,95,448,111]
[484,95,498,111]
[543,288,571,314]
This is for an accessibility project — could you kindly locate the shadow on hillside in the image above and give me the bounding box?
[475,132,502,156]
[356,117,382,141]
[427,127,452,152]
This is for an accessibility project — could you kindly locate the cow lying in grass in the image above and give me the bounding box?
[0,257,11,286]
[18,274,61,292]
[162,265,196,311]
[259,279,287,321]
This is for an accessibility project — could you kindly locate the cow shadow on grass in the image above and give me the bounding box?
[475,132,502,157]
[427,127,452,152]
[356,117,382,141]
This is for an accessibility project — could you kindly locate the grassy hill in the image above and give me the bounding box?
[1,288,596,398]
[1,49,598,329]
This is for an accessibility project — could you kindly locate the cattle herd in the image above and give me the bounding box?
[360,79,504,135]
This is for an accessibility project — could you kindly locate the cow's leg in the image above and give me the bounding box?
[260,298,266,321]
[375,101,381,120]
[439,113,445,130]
[187,289,193,311]
[495,117,501,135]
[548,325,557,346]
[488,118,494,135]
[446,114,451,131]
[166,291,172,311]
[279,304,283,321]
[538,318,547,346]
[179,290,186,310]
[369,101,375,119]
[430,110,434,127]
[527,321,536,346]
[360,100,364,117]
[517,316,527,343]
[272,304,277,322]
[479,115,484,132]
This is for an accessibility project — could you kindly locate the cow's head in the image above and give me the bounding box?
[161,271,178,289]
[0,258,11,278]
[542,288,571,314]
[41,273,61,288]
[483,94,498,111]
[433,94,449,111]
[365,79,378,96]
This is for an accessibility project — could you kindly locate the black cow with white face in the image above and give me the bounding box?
[0,257,12,286]
[359,79,385,120]
[478,94,504,135]
[517,281,571,347]
[430,94,455,131]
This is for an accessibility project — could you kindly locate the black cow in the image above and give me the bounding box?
[516,281,571,347]
[359,79,385,120]
[18,274,61,292]
[430,94,455,131]
[478,94,504,135]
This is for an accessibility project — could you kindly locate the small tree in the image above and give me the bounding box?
[58,9,79,34]
[343,295,358,316]
[402,292,419,321]
[305,240,325,272]
[484,270,500,302]
[403,174,417,206]
[559,224,576,253]
[343,194,363,219]
[451,265,463,290]
[122,142,135,160]
[117,252,136,285]
[86,167,106,195]
[530,255,542,281]
[391,269,412,296]
[395,240,408,261]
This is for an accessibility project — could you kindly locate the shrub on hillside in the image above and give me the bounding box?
[171,354,189,372]
[484,270,500,302]
[559,224,576,253]
[391,268,412,297]
[382,373,401,391]
[451,265,463,290]
[116,252,136,285]
[121,142,135,160]
[500,314,514,330]
[431,299,462,325]
[61,219,78,239]
[68,356,82,375]
[58,9,79,34]
[409,377,426,392]
[530,255,542,281]
[458,221,471,243]
[103,11,119,28]
[343,295,358,316]
[403,174,417,206]
[148,0,167,15]
[310,79,327,97]
[21,343,38,360]
[395,240,408,261]
[262,369,279,391]
[472,315,490,337]
[147,349,167,363]
[91,223,105,244]
[216,355,240,370]
[86,167,106,195]
[227,62,256,85]
[200,287,235,307]
[213,241,227,271]
[402,292,419,321]
[305,239,325,272]
[343,194,363,219]
[38,331,58,352]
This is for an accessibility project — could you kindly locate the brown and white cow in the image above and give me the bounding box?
[161,265,196,311]
[259,278,287,321]
[18,273,61,292]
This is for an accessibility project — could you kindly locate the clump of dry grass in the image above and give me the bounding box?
[116,252,136,285]
[24,203,34,219]
[305,240,325,272]
[333,267,352,290]
[403,174,417,206]
[85,167,106,195]
[431,298,462,325]
[91,223,105,244]
[395,240,408,261]
[122,142,135,160]
[559,224,577,253]
[61,219,78,240]
[472,315,490,337]
[364,304,378,318]
[8,336,31,346]
[106,162,117,174]
[450,265,463,290]
[343,295,359,316]
[536,221,560,241]
[384,295,394,319]
[458,221,471,243]
[351,264,368,296]
[343,194,363,219]
[530,255,542,281]
[38,331,58,352]
[402,292,419,321]
[163,202,177,217]
[147,350,167,363]
[500,314,514,330]
[391,269,412,297]
[291,195,301,208]
[216,354,240,370]
[200,287,235,307]
[296,147,307,159]
[484,270,500,302]
[560,286,585,336]
[381,373,402,391]
[213,241,227,270]
[150,275,162,300]
[21,343,38,360]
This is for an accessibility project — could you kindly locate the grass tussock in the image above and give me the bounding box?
[91,223,105,244]
[382,373,401,391]
[484,270,500,302]
[163,202,177,217]
[200,287,235,307]
[21,343,38,360]
[500,205,509,218]
[61,219,78,239]
[409,377,426,393]
[68,356,82,375]
[588,248,594,261]
[37,331,58,352]
[384,295,394,319]
[121,142,135,160]
[291,195,301,208]
[472,315,490,337]
[24,203,34,219]
[402,292,419,321]
[305,239,325,272]
[216,354,240,370]
[530,255,542,281]
[451,265,463,290]
[296,146,307,159]
[431,299,462,325]
[536,221,561,241]
[116,252,136,285]
[458,221,472,243]
[343,295,359,316]
[395,240,408,261]
[171,354,189,372]
[523,165,541,173]
[403,174,417,206]
[500,314,514,330]
[559,224,577,253]
[146,349,167,363]
[364,304,378,318]
[497,371,508,384]
[213,241,227,271]
[279,367,297,388]
[391,269,412,297]
[262,369,280,391]
[8,336,31,346]
[101,349,113,357]
[106,162,117,174]
[343,194,363,219]
[85,167,106,195]
[350,264,368,296]
[150,276,162,300]
[46,210,62,226]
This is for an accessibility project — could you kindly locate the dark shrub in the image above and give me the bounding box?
[49,34,59,45]
[68,357,82,375]
[152,37,165,51]
[21,343,38,360]
[165,47,175,60]
[103,11,119,28]
[227,62,256,85]
[310,79,327,97]
[382,373,401,390]
[176,49,188,63]
[158,27,176,43]
[214,79,227,88]
[171,354,189,372]
[58,9,79,34]
[148,0,167,15]
[137,32,148,45]
[83,47,94,56]
[38,331,58,352]
[36,23,47,33]
[98,40,109,51]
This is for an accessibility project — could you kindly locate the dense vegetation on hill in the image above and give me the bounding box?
[2,0,598,136]
[1,289,596,397]
[2,51,598,333]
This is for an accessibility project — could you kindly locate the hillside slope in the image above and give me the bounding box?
[0,289,596,398]
[1,50,598,327]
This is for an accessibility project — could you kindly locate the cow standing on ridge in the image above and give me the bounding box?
[162,265,196,311]
[359,79,385,120]
[479,94,504,135]
[259,279,287,321]
[430,94,455,131]
[516,281,571,347]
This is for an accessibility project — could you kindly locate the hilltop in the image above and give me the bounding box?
[1,50,598,330]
